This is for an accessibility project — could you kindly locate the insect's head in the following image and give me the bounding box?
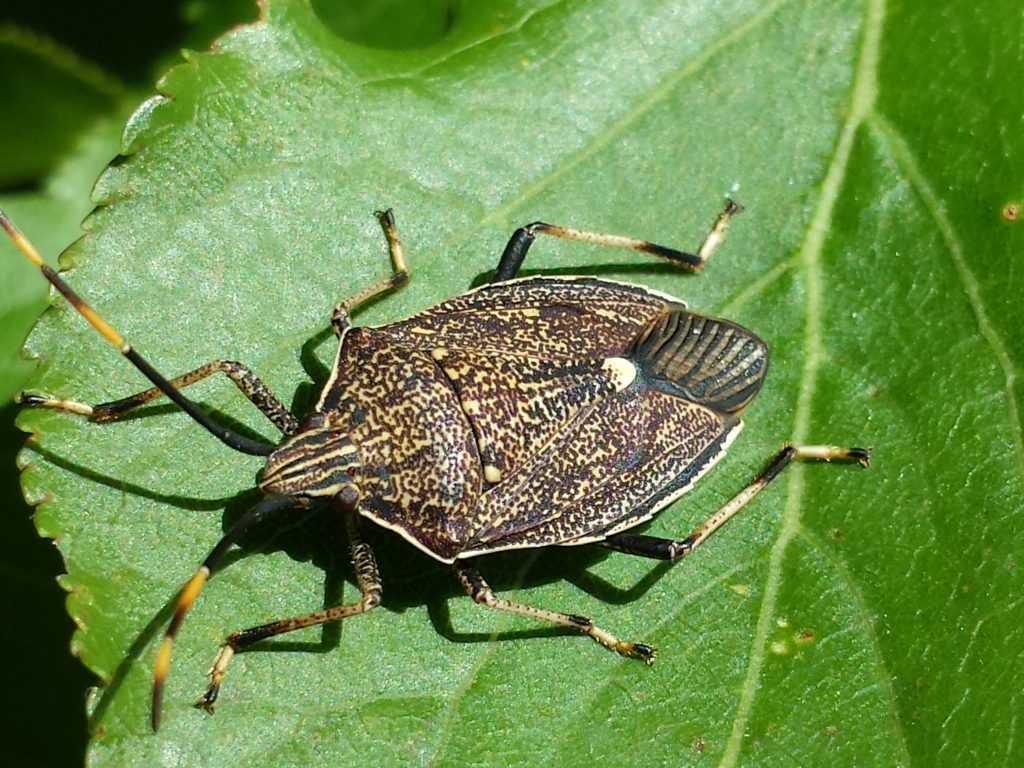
[258,413,360,499]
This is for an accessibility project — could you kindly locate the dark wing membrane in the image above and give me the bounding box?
[458,383,736,556]
[377,277,678,360]
[632,310,767,414]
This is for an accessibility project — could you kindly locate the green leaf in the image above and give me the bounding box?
[14,0,1022,765]
[0,113,129,403]
[0,26,123,185]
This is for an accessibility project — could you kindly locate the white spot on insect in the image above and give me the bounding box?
[484,464,502,483]
[601,357,636,392]
[431,347,448,361]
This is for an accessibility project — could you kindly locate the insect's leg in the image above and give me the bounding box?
[151,494,304,730]
[492,199,742,283]
[193,510,382,715]
[599,445,871,561]
[22,360,301,436]
[2,210,272,456]
[331,209,410,335]
[453,560,656,663]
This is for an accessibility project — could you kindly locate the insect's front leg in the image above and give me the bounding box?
[2,210,276,456]
[599,445,871,561]
[151,494,305,729]
[492,199,742,283]
[331,209,409,335]
[22,359,300,436]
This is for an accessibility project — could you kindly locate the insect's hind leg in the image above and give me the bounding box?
[453,561,656,663]
[599,445,871,562]
[331,208,410,335]
[193,510,383,715]
[492,199,742,283]
[22,359,300,436]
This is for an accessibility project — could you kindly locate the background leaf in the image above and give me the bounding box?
[0,3,257,766]
[5,0,1021,765]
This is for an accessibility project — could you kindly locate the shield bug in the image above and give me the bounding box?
[3,202,869,729]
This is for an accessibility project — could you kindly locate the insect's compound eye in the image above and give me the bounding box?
[299,412,327,431]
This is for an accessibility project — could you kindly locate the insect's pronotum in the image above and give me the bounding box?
[2,202,868,729]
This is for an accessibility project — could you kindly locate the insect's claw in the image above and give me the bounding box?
[850,447,872,467]
[629,642,657,664]
[16,392,95,417]
[194,684,220,714]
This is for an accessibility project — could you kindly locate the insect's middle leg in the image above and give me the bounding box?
[599,445,870,561]
[331,209,409,335]
[492,199,742,283]
[195,511,382,712]
[22,360,300,436]
[453,560,655,662]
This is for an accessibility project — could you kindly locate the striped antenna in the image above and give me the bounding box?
[1,209,273,456]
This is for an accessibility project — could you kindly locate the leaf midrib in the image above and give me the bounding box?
[720,0,912,764]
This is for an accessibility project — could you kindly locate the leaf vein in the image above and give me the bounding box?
[868,112,1024,477]
[798,526,913,762]
[472,0,797,232]
[719,0,888,763]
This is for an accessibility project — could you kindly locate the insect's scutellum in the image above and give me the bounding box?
[3,201,869,730]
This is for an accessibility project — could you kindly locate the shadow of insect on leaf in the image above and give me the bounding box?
[427,544,677,646]
[27,445,243,512]
[469,259,691,289]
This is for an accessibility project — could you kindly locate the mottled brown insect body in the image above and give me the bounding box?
[316,277,764,564]
[2,202,868,729]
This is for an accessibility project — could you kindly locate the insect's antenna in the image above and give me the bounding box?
[151,494,302,730]
[1,210,272,456]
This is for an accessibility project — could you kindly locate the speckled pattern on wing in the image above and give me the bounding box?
[460,387,730,555]
[432,352,616,483]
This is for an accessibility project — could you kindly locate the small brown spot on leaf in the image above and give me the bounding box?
[795,628,816,645]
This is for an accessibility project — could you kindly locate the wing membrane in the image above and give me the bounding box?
[460,383,737,556]
[631,311,767,413]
